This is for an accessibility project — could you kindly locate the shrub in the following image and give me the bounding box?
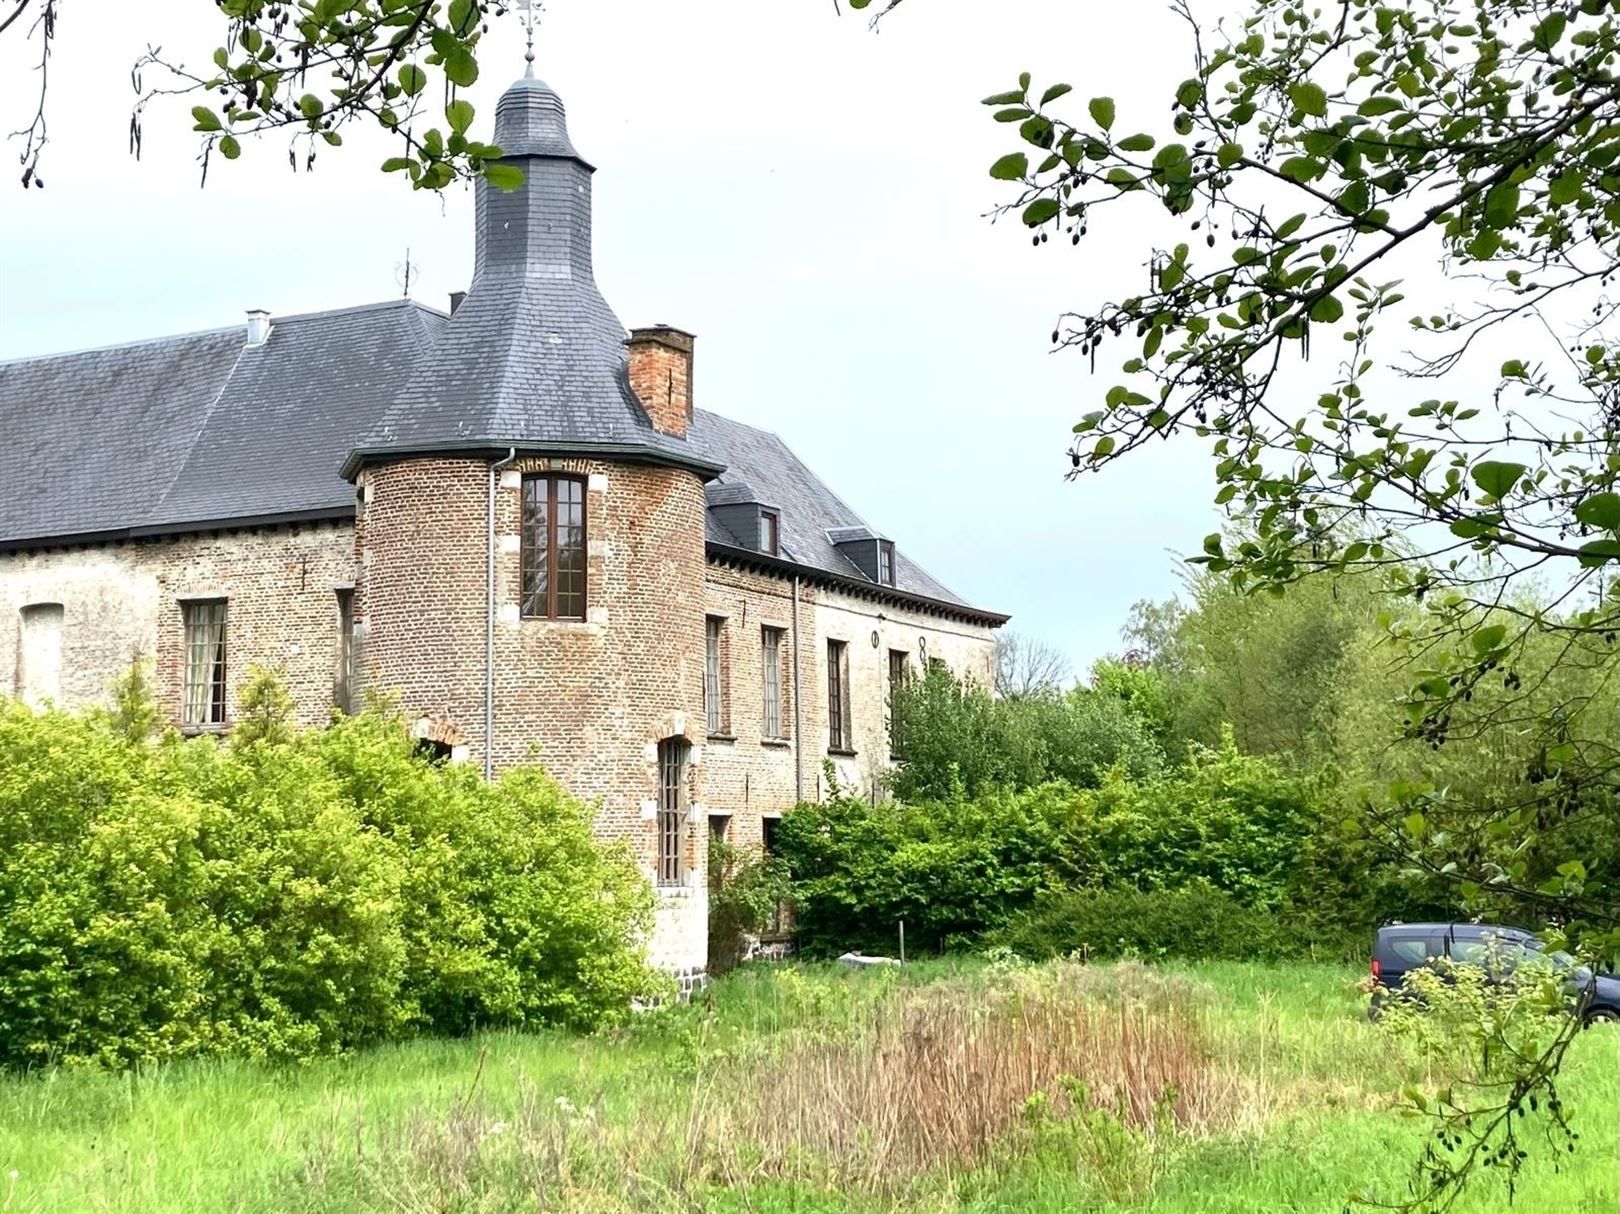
[0,681,658,1068]
[707,840,793,976]
[992,885,1303,962]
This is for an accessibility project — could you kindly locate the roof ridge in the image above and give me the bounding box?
[0,322,242,367]
[149,339,252,519]
[272,298,449,326]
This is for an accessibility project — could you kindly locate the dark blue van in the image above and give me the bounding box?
[1370,922,1620,1025]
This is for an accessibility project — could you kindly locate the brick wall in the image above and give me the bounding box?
[0,523,356,727]
[355,455,713,971]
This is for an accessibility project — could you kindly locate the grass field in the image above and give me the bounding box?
[0,959,1613,1213]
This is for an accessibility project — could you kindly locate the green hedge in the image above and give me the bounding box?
[776,739,1376,959]
[991,885,1359,963]
[0,688,658,1069]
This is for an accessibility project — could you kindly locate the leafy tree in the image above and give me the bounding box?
[889,660,1161,799]
[964,0,1620,1197]
[4,0,527,191]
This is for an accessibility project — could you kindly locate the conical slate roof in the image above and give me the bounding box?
[342,73,721,479]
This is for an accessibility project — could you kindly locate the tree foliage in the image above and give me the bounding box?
[0,681,658,1067]
[4,0,528,191]
[970,1,1620,1193]
[889,659,1162,800]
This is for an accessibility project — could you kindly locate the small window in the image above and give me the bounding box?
[415,738,453,764]
[16,602,64,708]
[760,509,780,556]
[520,474,587,620]
[887,648,909,756]
[182,599,228,727]
[709,813,732,843]
[827,639,852,752]
[704,616,729,735]
[877,540,895,586]
[762,626,786,739]
[657,738,688,886]
[762,815,781,857]
[335,588,356,714]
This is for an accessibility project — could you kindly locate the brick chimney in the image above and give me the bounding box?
[627,326,695,438]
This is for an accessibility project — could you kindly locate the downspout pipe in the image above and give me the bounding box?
[486,448,518,780]
[791,574,803,802]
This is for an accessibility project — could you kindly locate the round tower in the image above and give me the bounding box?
[346,68,722,977]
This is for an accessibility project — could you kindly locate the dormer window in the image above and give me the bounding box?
[877,540,895,586]
[760,509,780,555]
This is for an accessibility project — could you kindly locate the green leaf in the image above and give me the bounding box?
[446,98,475,135]
[989,153,1029,181]
[1088,96,1116,131]
[381,157,415,173]
[1403,811,1426,840]
[191,106,223,133]
[1577,539,1620,567]
[1483,182,1520,228]
[1217,142,1243,168]
[398,64,427,97]
[441,44,478,88]
[1471,624,1507,654]
[218,135,241,160]
[1309,295,1344,324]
[1469,460,1526,499]
[982,89,1025,106]
[1358,96,1402,117]
[482,163,524,191]
[1575,492,1620,531]
[298,94,323,120]
[1116,133,1155,153]
[1042,83,1074,106]
[1288,82,1328,117]
[1279,157,1320,183]
[448,0,476,34]
[1023,198,1061,225]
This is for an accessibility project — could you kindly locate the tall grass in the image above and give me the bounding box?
[0,960,1611,1213]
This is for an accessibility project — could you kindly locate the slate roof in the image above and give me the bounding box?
[341,73,719,480]
[0,71,1002,626]
[0,301,443,546]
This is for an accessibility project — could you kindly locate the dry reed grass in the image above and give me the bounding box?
[295,962,1312,1209]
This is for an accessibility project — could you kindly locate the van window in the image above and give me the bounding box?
[1386,937,1430,964]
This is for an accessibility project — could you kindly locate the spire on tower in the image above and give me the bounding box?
[517,0,541,77]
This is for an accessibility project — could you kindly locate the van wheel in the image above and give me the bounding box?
[1582,1007,1619,1027]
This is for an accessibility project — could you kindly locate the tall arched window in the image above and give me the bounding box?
[657,738,688,886]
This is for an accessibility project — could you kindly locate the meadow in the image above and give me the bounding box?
[0,959,1613,1213]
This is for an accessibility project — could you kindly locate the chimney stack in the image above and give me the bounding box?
[245,308,271,347]
[449,291,467,315]
[627,326,695,438]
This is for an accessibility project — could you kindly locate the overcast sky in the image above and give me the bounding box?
[0,0,1238,673]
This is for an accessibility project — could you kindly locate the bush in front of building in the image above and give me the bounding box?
[0,681,658,1069]
[774,739,1361,960]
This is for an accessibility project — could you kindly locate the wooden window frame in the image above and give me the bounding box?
[657,738,688,886]
[761,626,786,740]
[827,638,852,753]
[520,473,588,621]
[181,598,229,727]
[704,615,730,736]
[760,509,781,556]
[887,648,909,758]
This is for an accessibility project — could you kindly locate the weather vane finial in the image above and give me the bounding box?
[517,0,541,77]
